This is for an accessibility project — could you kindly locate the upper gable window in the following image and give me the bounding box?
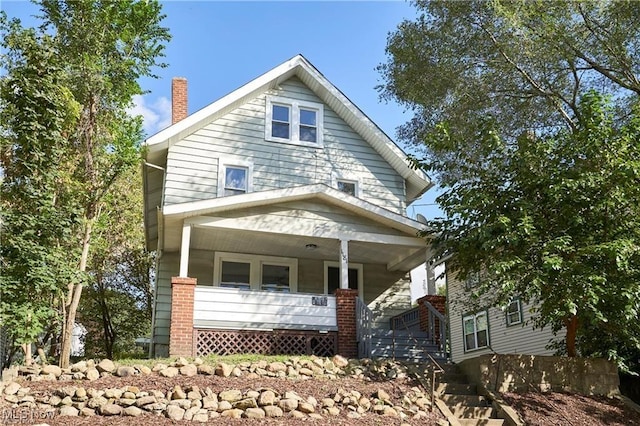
[332,173,361,198]
[337,180,357,197]
[218,158,253,197]
[266,96,323,147]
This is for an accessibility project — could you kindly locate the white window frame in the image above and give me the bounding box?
[265,95,324,147]
[505,298,523,326]
[323,261,363,299]
[331,173,362,198]
[214,252,298,292]
[217,158,254,197]
[463,311,489,352]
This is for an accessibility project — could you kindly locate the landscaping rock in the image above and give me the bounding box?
[219,389,242,403]
[179,364,197,377]
[98,404,123,416]
[85,368,100,381]
[41,365,62,377]
[215,362,233,377]
[59,405,79,416]
[123,406,143,416]
[116,366,136,377]
[165,404,185,420]
[4,382,21,395]
[159,367,179,378]
[96,359,115,374]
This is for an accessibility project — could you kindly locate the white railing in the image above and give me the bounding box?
[193,287,337,331]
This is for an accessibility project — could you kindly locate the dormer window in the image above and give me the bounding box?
[266,96,323,147]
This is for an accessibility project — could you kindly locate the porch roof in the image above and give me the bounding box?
[160,184,430,272]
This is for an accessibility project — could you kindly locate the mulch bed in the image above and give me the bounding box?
[502,391,640,426]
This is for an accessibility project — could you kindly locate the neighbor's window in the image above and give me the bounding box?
[464,272,482,290]
[463,311,489,351]
[266,96,323,146]
[506,298,522,326]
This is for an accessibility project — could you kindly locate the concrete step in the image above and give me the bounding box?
[450,405,496,419]
[437,382,477,395]
[440,394,488,407]
[458,419,505,426]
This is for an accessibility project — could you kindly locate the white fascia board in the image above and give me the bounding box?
[144,56,303,152]
[162,184,428,236]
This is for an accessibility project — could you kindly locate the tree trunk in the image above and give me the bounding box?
[59,220,93,368]
[23,343,32,366]
[564,314,579,357]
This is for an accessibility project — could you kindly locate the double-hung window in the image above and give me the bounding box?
[266,96,323,146]
[218,159,253,197]
[505,298,522,326]
[214,252,298,292]
[463,311,489,351]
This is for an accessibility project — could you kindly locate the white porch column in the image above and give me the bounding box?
[426,260,436,295]
[340,239,349,289]
[179,223,191,277]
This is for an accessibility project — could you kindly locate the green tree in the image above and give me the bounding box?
[1,1,169,367]
[0,17,81,363]
[78,167,154,359]
[379,0,639,164]
[379,1,640,364]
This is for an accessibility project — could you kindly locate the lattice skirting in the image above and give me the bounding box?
[194,329,337,358]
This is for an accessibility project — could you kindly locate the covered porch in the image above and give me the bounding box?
[155,185,432,358]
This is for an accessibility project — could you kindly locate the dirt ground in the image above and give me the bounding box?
[502,391,640,426]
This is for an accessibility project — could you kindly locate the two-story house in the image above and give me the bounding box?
[143,55,433,358]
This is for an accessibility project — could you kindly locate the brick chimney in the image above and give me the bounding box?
[172,77,188,124]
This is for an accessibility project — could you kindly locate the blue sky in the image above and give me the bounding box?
[2,0,442,219]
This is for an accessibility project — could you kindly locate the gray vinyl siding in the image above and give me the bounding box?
[447,269,556,363]
[162,77,406,214]
[151,253,177,358]
[201,200,410,238]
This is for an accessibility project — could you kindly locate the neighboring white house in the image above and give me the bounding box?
[446,268,556,363]
[142,55,433,358]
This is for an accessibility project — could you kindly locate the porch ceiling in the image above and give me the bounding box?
[186,226,425,270]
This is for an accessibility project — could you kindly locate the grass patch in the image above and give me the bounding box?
[115,353,316,367]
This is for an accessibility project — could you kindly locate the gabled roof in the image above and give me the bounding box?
[163,183,427,235]
[144,54,432,201]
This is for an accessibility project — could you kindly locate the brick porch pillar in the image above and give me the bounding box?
[335,289,359,359]
[418,294,446,334]
[169,276,197,357]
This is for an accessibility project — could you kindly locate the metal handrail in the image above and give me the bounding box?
[426,352,445,411]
